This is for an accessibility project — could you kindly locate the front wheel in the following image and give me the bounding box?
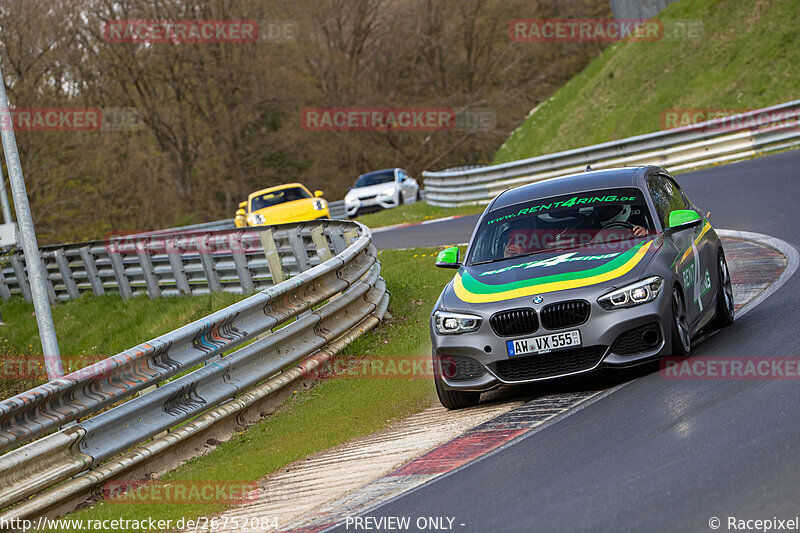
[671,287,691,356]
[434,371,480,410]
[711,249,735,328]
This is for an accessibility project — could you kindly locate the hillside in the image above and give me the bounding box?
[494,0,799,163]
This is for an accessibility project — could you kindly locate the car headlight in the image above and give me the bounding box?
[598,276,663,310]
[312,199,327,210]
[249,214,266,225]
[379,186,397,197]
[433,311,482,335]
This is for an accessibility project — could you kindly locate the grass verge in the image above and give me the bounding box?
[355,201,484,228]
[0,292,245,399]
[5,247,457,530]
[494,0,800,163]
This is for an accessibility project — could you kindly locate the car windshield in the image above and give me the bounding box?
[250,187,310,211]
[355,170,395,188]
[468,187,655,265]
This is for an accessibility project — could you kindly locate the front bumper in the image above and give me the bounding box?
[248,210,330,225]
[345,194,399,217]
[431,286,673,392]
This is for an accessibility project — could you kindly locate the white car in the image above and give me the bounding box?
[344,168,420,218]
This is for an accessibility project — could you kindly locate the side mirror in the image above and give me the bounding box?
[314,190,324,198]
[238,201,247,209]
[667,209,702,231]
[435,246,461,269]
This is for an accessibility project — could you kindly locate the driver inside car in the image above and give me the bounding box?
[503,219,539,258]
[595,204,648,237]
[503,208,592,258]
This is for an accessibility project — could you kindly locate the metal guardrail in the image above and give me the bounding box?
[147,201,347,236]
[0,219,387,520]
[328,199,347,220]
[0,202,350,304]
[0,220,358,302]
[149,201,347,233]
[139,218,235,234]
[423,99,800,206]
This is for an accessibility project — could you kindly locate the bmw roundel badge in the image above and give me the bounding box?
[532,296,544,304]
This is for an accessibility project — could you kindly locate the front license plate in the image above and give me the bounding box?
[507,330,581,357]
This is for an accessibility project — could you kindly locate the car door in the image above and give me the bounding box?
[401,169,418,201]
[667,175,717,323]
[647,174,710,327]
[397,169,413,201]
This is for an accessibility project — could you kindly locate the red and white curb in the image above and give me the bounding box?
[281,392,602,533]
[188,402,524,533]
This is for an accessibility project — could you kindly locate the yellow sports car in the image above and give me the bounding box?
[234,183,329,227]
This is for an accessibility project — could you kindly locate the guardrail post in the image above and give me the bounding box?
[42,252,58,304]
[327,229,348,255]
[135,240,161,299]
[107,242,133,299]
[194,234,222,293]
[0,267,11,300]
[309,225,332,262]
[54,249,80,300]
[259,228,284,285]
[288,231,311,272]
[10,253,31,302]
[343,228,359,246]
[228,233,254,293]
[164,237,190,296]
[289,229,315,317]
[79,246,104,296]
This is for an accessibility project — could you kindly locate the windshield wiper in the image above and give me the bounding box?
[470,257,509,266]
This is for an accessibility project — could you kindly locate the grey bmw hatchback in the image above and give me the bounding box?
[430,166,734,409]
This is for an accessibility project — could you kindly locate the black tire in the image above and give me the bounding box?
[416,189,422,202]
[711,248,735,328]
[398,193,404,206]
[671,286,691,356]
[434,371,480,410]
